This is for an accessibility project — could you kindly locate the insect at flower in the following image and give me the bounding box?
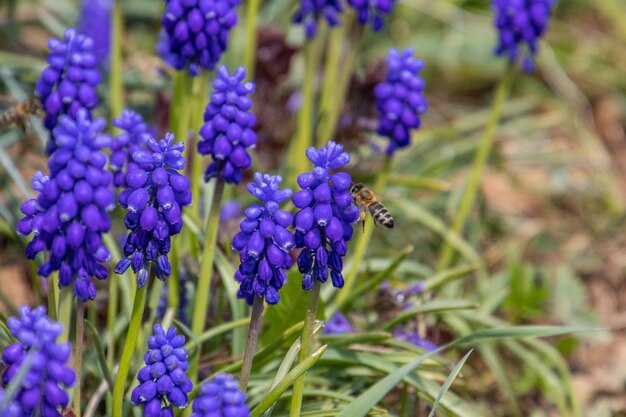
[349,182,395,230]
[0,97,43,131]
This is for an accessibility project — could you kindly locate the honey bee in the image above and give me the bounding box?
[349,182,395,229]
[0,97,43,131]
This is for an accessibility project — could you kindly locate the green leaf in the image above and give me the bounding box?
[184,317,250,350]
[250,345,328,417]
[427,349,473,417]
[423,264,477,292]
[84,320,115,391]
[318,332,391,347]
[382,300,479,331]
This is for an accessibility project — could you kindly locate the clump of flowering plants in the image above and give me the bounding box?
[0,2,587,417]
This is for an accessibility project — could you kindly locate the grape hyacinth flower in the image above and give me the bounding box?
[78,0,112,67]
[131,325,193,417]
[160,0,240,75]
[198,66,256,185]
[293,0,343,39]
[374,48,428,155]
[392,328,437,352]
[17,109,113,301]
[347,0,396,31]
[324,312,355,334]
[109,109,152,188]
[35,28,100,143]
[293,141,360,291]
[191,373,249,417]
[1,306,76,417]
[492,0,555,72]
[232,173,295,305]
[115,133,191,286]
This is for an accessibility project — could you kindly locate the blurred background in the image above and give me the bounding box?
[0,0,625,415]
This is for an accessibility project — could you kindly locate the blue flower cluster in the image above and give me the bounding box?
[17,110,113,301]
[374,48,428,155]
[293,0,343,39]
[35,28,100,142]
[199,66,257,184]
[131,325,193,417]
[191,374,249,417]
[1,306,76,417]
[293,142,360,291]
[110,109,152,188]
[232,173,295,305]
[492,0,555,72]
[324,312,355,334]
[347,0,396,31]
[78,0,112,67]
[115,133,191,286]
[160,0,240,75]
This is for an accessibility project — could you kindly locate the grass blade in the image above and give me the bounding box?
[84,320,115,391]
[427,349,473,417]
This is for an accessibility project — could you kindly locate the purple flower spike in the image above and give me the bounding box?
[132,325,193,417]
[191,373,250,417]
[374,48,428,155]
[1,306,76,417]
[110,109,153,188]
[324,312,355,334]
[116,133,191,285]
[393,328,437,352]
[35,28,101,152]
[199,66,257,185]
[159,0,240,75]
[492,0,555,72]
[293,0,343,39]
[78,0,112,67]
[233,173,294,305]
[347,0,396,31]
[293,141,359,291]
[18,109,113,301]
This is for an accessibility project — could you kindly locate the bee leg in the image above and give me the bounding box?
[359,210,366,232]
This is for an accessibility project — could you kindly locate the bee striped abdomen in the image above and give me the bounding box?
[369,202,394,228]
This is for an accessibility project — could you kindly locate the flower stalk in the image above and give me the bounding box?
[74,299,85,417]
[436,67,514,271]
[112,278,149,417]
[289,280,322,417]
[189,175,225,379]
[244,0,261,79]
[239,295,265,393]
[110,0,124,128]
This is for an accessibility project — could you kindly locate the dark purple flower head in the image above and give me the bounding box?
[131,325,193,417]
[191,373,249,417]
[347,0,396,31]
[293,141,360,291]
[1,306,76,417]
[199,66,256,185]
[35,28,100,148]
[160,0,240,75]
[78,0,112,67]
[110,109,152,188]
[293,0,343,39]
[392,328,437,351]
[17,109,113,301]
[492,0,555,72]
[324,312,355,334]
[232,173,294,305]
[115,133,191,285]
[374,48,428,155]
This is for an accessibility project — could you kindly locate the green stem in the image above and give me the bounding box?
[188,176,225,380]
[289,280,321,417]
[334,156,392,309]
[317,18,360,144]
[190,72,210,222]
[244,0,261,79]
[238,296,264,393]
[435,67,514,272]
[168,71,194,311]
[110,0,124,124]
[105,266,118,414]
[58,288,72,343]
[288,40,317,181]
[73,299,85,417]
[47,272,58,321]
[112,281,148,417]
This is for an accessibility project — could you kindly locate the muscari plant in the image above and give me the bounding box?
[0,1,582,417]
